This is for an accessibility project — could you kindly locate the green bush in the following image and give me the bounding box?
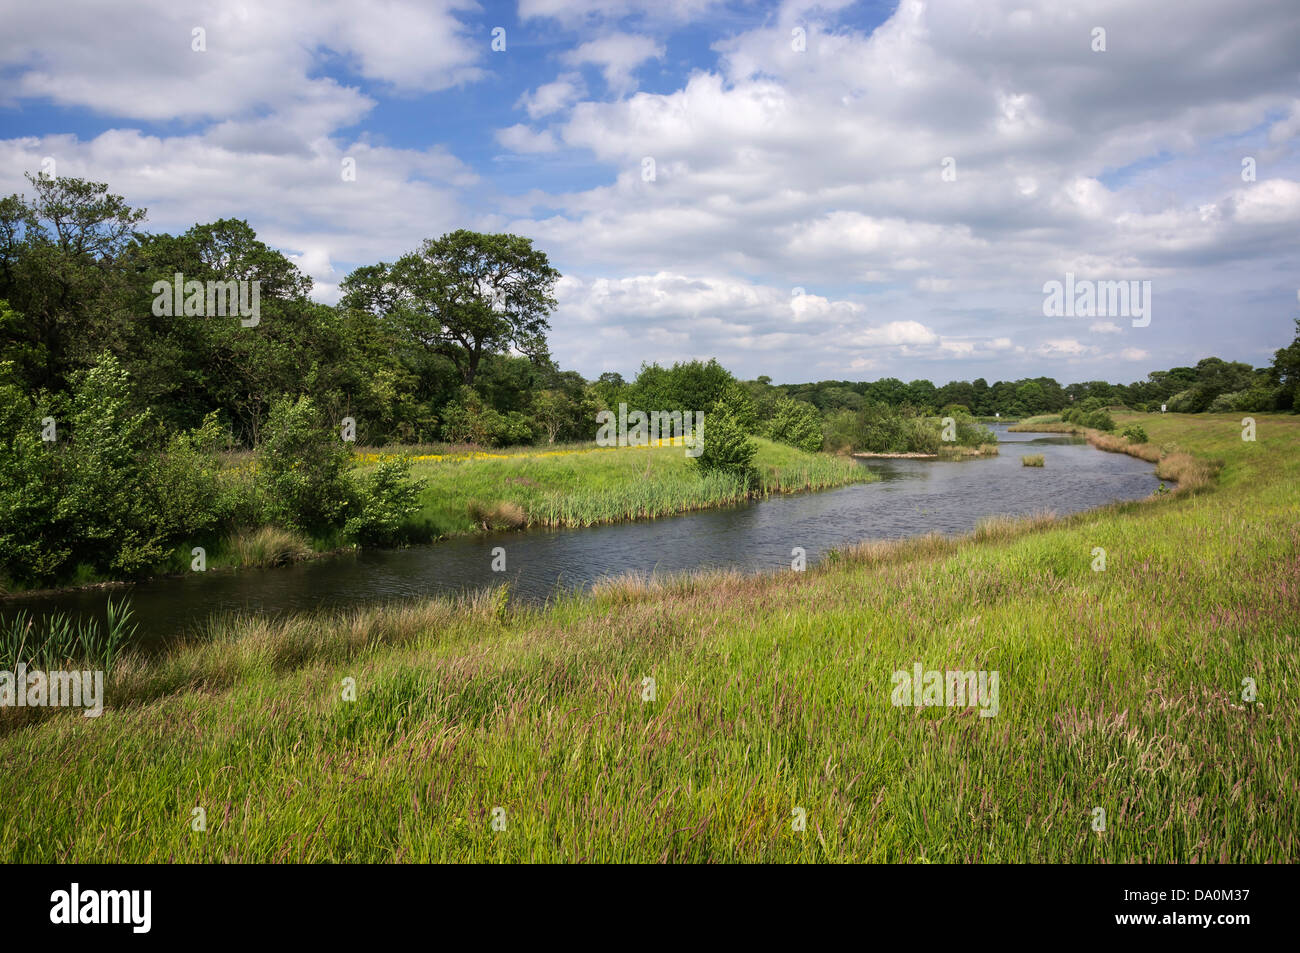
[692,409,757,484]
[1121,424,1148,444]
[345,457,427,545]
[1083,409,1115,431]
[440,389,536,446]
[0,354,230,583]
[258,396,356,533]
[764,397,823,452]
[710,381,759,433]
[944,413,997,448]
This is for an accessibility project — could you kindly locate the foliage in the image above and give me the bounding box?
[257,396,356,533]
[763,397,824,452]
[344,457,428,545]
[440,388,536,447]
[690,408,757,484]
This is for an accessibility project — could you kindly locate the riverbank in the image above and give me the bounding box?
[397,436,872,536]
[2,412,1296,862]
[852,443,999,460]
[1011,416,1217,493]
[0,438,871,598]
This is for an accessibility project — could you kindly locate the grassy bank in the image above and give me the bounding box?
[1,413,1296,862]
[59,438,870,584]
[1008,415,1080,433]
[397,437,871,537]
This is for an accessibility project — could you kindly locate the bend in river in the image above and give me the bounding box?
[4,427,1162,649]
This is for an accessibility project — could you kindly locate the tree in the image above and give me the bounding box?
[533,388,576,444]
[344,230,559,387]
[0,173,147,393]
[1269,318,1300,411]
[764,397,823,452]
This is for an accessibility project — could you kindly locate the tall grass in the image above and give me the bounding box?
[1021,454,1045,467]
[229,526,314,567]
[404,438,871,536]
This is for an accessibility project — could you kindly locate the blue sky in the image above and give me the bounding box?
[1,0,1298,385]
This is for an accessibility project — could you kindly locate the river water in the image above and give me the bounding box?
[2,427,1161,648]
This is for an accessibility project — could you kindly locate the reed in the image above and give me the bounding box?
[0,596,137,672]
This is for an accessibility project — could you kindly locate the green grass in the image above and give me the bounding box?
[1021,454,1045,467]
[1,413,1296,862]
[392,437,872,537]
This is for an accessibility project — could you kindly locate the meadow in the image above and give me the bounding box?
[1,412,1295,862]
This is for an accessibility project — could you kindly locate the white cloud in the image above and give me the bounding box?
[561,33,664,94]
[0,0,484,124]
[517,73,586,120]
[496,124,560,154]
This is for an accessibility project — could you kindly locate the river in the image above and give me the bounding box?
[2,427,1162,648]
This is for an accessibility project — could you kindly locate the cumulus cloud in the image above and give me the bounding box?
[0,0,484,122]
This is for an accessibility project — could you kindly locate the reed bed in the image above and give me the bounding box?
[407,438,871,537]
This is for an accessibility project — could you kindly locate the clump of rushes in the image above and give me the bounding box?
[467,500,528,531]
[230,526,313,568]
[1021,454,1045,467]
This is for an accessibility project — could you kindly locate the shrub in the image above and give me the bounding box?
[1083,409,1115,431]
[440,389,536,446]
[764,397,823,452]
[1121,424,1148,444]
[692,409,757,484]
[946,413,997,448]
[345,457,427,545]
[258,396,356,532]
[710,381,759,433]
[0,355,234,583]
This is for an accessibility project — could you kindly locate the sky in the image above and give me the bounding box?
[1,0,1298,386]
